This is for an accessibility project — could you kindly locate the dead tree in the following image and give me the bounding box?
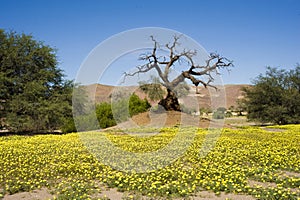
[124,35,233,111]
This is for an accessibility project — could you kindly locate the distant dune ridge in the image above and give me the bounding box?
[83,84,250,110]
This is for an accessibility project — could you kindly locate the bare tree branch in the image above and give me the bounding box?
[123,35,233,110]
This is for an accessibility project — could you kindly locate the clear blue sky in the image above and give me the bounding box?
[1,0,299,85]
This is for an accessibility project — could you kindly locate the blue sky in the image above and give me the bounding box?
[1,0,299,85]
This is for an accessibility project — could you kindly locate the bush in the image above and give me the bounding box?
[217,107,227,113]
[129,93,151,116]
[96,93,151,129]
[74,114,100,131]
[212,111,225,119]
[96,102,117,129]
[225,111,233,118]
[212,107,228,119]
[180,104,197,114]
[199,107,213,116]
[61,118,77,133]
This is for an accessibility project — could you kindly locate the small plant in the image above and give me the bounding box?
[96,93,151,129]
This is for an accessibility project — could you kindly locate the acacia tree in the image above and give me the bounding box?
[242,66,300,125]
[124,36,233,111]
[0,30,73,133]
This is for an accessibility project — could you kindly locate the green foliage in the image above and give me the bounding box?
[180,104,197,114]
[139,76,190,102]
[74,114,99,131]
[0,30,73,133]
[235,99,246,116]
[128,93,151,116]
[139,76,165,101]
[96,102,117,129]
[212,107,228,119]
[72,85,91,116]
[173,81,190,98]
[225,111,233,118]
[199,107,213,115]
[96,93,151,129]
[61,118,76,134]
[112,98,129,123]
[71,85,99,132]
[217,107,227,113]
[212,111,225,119]
[242,66,300,124]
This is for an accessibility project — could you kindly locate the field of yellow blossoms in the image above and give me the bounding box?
[0,125,299,199]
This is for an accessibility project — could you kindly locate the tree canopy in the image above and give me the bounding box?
[242,65,300,125]
[0,30,73,133]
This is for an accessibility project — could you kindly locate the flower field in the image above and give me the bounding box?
[0,125,299,199]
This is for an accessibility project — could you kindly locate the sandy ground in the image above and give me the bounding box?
[3,188,52,200]
[3,187,256,200]
[106,111,233,131]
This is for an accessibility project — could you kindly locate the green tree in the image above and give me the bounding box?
[242,66,300,124]
[0,30,73,133]
[128,93,151,116]
[96,102,116,129]
[62,85,93,133]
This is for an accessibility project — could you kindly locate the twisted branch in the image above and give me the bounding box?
[123,35,233,90]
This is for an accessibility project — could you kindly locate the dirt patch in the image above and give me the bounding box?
[131,111,201,127]
[92,188,256,200]
[191,191,255,200]
[92,187,124,200]
[224,117,256,127]
[96,190,255,200]
[278,170,300,178]
[248,178,299,194]
[1,186,256,200]
[261,128,286,132]
[107,111,231,131]
[3,188,53,200]
[248,179,277,188]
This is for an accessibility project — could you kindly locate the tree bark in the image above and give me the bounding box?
[158,88,181,111]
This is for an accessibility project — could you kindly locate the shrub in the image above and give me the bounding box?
[96,93,151,129]
[212,111,225,119]
[180,104,197,114]
[212,107,228,119]
[129,93,151,116]
[96,102,117,129]
[74,114,100,131]
[225,111,233,118]
[61,118,77,133]
[217,107,227,113]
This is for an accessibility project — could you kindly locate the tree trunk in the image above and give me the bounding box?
[196,86,200,94]
[158,88,181,111]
